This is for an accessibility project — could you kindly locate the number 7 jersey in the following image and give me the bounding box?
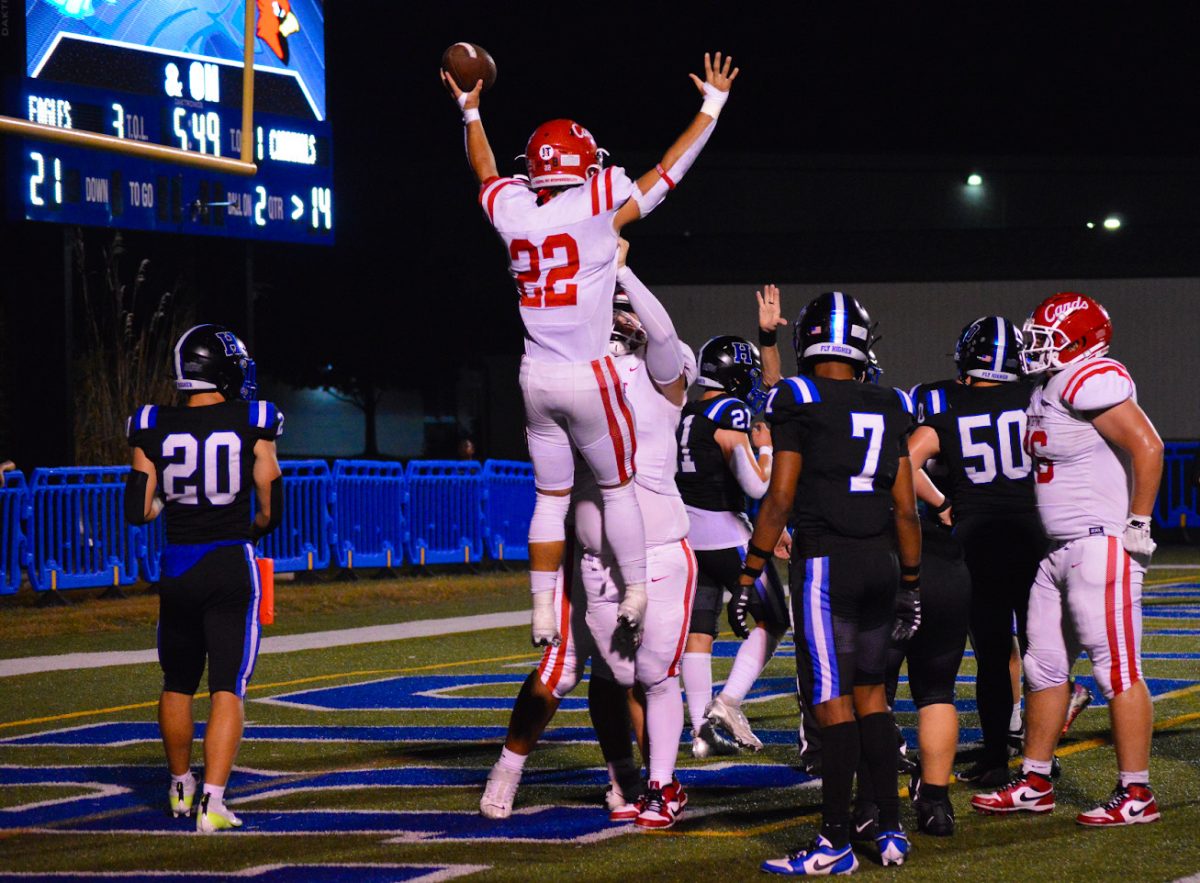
[479,169,635,363]
[127,400,284,543]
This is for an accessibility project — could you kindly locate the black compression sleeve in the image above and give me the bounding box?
[252,475,284,539]
[124,471,150,525]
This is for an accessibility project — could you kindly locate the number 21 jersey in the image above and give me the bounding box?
[480,169,634,364]
[127,401,284,544]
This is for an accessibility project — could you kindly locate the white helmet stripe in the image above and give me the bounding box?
[994,316,1007,374]
[832,292,846,344]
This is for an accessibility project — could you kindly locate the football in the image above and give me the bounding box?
[441,42,497,92]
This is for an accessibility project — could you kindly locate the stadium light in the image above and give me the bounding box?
[966,173,983,187]
[1103,216,1122,230]
[1086,222,1096,229]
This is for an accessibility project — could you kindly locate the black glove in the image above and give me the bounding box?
[891,580,921,642]
[727,582,753,640]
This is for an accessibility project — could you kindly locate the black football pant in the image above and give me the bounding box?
[688,545,790,637]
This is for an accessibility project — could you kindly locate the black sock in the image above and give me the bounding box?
[859,711,900,830]
[818,720,860,848]
[916,781,948,803]
[855,750,875,810]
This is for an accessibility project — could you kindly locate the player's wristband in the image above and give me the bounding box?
[900,563,921,578]
[740,563,765,582]
[932,497,951,515]
[900,576,920,591]
[746,541,773,563]
[1129,514,1152,526]
[463,107,480,124]
[758,328,778,347]
[700,83,729,119]
[758,446,773,458]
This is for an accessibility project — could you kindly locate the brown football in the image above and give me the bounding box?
[441,42,497,92]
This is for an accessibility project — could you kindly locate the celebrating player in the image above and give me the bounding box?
[746,292,921,875]
[972,293,1164,826]
[443,53,737,652]
[480,243,698,829]
[124,325,283,833]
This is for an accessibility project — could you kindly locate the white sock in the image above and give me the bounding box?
[1022,758,1053,778]
[202,783,225,809]
[171,771,195,792]
[1009,702,1023,731]
[680,652,712,732]
[719,628,778,705]
[599,482,646,587]
[1118,769,1149,788]
[644,676,684,786]
[497,747,527,775]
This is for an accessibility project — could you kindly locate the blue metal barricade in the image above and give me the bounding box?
[255,460,334,573]
[1156,441,1200,529]
[1,471,29,594]
[405,460,485,565]
[482,459,535,562]
[332,459,406,570]
[27,466,139,592]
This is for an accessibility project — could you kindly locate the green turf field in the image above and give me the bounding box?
[0,554,1198,882]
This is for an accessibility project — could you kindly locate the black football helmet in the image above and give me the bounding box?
[173,324,258,400]
[696,335,765,408]
[793,291,876,374]
[954,316,1024,382]
[863,348,883,385]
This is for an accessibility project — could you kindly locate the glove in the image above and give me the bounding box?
[1123,515,1156,558]
[530,591,560,647]
[727,582,752,640]
[616,583,648,648]
[891,581,921,642]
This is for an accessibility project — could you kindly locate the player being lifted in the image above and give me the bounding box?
[676,287,788,758]
[745,293,921,875]
[480,240,697,829]
[125,325,283,833]
[442,52,737,649]
[973,293,1164,827]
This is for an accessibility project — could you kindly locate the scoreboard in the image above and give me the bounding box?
[2,0,332,244]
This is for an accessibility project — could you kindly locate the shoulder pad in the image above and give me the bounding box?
[768,375,822,411]
[126,405,157,439]
[703,396,752,431]
[1061,358,1134,411]
[588,166,635,217]
[249,401,285,438]
[915,385,949,424]
[479,176,532,226]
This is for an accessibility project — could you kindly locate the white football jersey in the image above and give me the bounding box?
[1026,356,1136,542]
[480,168,635,363]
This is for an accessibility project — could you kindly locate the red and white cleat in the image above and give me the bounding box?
[1062,682,1094,734]
[635,778,688,830]
[606,785,644,823]
[971,771,1055,815]
[1076,784,1160,827]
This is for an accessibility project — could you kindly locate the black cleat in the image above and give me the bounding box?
[915,797,956,836]
[956,761,1010,787]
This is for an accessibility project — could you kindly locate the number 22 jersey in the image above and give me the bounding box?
[127,400,284,544]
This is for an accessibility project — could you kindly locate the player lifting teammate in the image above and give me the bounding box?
[125,325,283,833]
[745,292,921,875]
[973,293,1164,826]
[443,53,737,651]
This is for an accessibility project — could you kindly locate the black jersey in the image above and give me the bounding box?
[127,400,284,544]
[766,375,912,540]
[676,394,752,512]
[913,381,1035,520]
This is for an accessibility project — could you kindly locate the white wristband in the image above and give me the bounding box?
[758,446,773,457]
[1130,513,1152,524]
[463,107,480,124]
[700,83,728,119]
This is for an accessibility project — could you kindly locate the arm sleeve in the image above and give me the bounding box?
[730,441,771,499]
[1061,360,1135,411]
[630,116,718,218]
[248,402,285,441]
[680,341,699,388]
[616,265,684,385]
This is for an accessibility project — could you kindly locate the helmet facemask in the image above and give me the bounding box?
[609,308,647,358]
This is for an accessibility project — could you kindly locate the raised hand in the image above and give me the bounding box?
[440,68,483,111]
[757,284,787,334]
[689,51,739,96]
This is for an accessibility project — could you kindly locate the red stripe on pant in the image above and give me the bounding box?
[591,357,630,483]
[603,356,637,474]
[669,539,698,678]
[1104,537,1123,694]
[1121,546,1139,690]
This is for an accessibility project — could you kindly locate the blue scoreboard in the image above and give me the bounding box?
[3,0,332,243]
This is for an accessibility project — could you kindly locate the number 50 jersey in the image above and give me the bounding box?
[766,376,912,540]
[127,401,284,544]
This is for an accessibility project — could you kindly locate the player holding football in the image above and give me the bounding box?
[972,293,1164,826]
[125,325,283,833]
[443,53,737,652]
[481,241,698,829]
[742,292,920,875]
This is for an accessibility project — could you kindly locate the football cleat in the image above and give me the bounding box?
[876,829,910,866]
[692,722,739,758]
[606,784,644,823]
[705,694,763,752]
[971,771,1055,815]
[851,801,878,842]
[479,764,522,820]
[956,761,1010,787]
[914,797,955,836]
[195,793,242,833]
[1075,784,1160,827]
[635,778,687,830]
[761,836,859,876]
[1062,682,1094,734]
[168,775,196,818]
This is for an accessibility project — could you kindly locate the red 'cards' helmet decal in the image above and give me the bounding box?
[1021,292,1113,375]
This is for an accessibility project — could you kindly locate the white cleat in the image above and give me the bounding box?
[691,722,739,758]
[480,764,522,819]
[705,694,763,752]
[167,775,196,818]
[195,793,242,833]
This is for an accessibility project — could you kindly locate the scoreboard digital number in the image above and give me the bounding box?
[3,0,332,244]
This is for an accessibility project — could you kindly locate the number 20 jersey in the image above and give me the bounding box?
[766,375,912,540]
[479,169,635,364]
[127,400,284,544]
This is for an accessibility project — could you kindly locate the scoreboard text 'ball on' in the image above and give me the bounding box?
[442,43,497,92]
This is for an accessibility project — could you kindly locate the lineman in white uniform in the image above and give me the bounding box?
[972,292,1164,827]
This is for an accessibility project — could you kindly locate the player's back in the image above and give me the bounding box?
[481,168,634,363]
[915,380,1036,520]
[767,375,912,540]
[127,400,284,544]
[1026,357,1136,541]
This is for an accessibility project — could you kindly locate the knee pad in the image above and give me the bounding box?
[528,492,572,544]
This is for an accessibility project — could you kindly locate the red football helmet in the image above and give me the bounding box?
[524,119,604,189]
[1020,292,1113,375]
